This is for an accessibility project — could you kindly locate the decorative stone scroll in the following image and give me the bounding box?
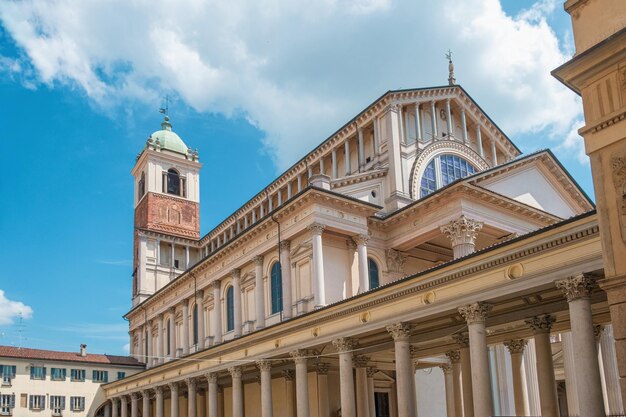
[526,314,555,334]
[366,367,377,378]
[386,322,413,342]
[555,274,597,302]
[458,302,492,324]
[503,339,527,355]
[316,362,330,375]
[353,355,370,368]
[386,249,406,274]
[439,363,452,374]
[445,350,461,363]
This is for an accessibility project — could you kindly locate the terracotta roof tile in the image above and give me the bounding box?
[0,345,144,367]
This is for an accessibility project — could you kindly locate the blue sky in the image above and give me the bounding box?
[0,0,591,355]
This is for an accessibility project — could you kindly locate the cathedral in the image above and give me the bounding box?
[98,2,626,416]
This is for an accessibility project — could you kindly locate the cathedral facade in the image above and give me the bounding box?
[100,45,620,417]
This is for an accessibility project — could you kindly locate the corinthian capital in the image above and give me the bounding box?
[526,314,555,334]
[452,333,469,348]
[316,362,330,375]
[386,322,413,341]
[231,268,241,279]
[308,222,326,236]
[458,302,492,324]
[440,215,483,246]
[352,234,370,246]
[256,360,272,372]
[353,355,370,368]
[253,255,264,266]
[445,350,461,363]
[555,274,597,302]
[504,339,527,355]
[290,350,309,364]
[279,240,291,251]
[228,367,242,378]
[332,337,357,353]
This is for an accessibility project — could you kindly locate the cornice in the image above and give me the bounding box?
[331,168,387,189]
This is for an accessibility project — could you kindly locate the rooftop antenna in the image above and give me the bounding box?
[15,312,26,349]
[446,50,456,86]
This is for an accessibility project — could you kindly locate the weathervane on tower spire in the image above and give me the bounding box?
[446,50,456,86]
[159,95,170,117]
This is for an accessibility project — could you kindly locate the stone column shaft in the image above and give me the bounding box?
[121,396,129,417]
[373,118,380,155]
[232,269,242,337]
[112,398,119,417]
[169,384,179,417]
[131,394,139,417]
[333,338,356,417]
[187,379,197,417]
[446,351,463,417]
[367,368,376,417]
[445,99,453,136]
[169,308,176,359]
[476,126,484,158]
[504,339,527,416]
[146,322,153,367]
[354,234,370,293]
[157,315,164,365]
[344,140,351,175]
[440,364,455,417]
[254,256,266,329]
[331,149,338,179]
[292,352,310,417]
[430,101,438,139]
[309,224,326,308]
[414,103,422,142]
[460,109,468,143]
[280,241,293,319]
[526,315,559,417]
[207,374,218,417]
[141,392,150,417]
[230,367,244,417]
[197,291,205,350]
[387,323,416,417]
[258,361,274,417]
[354,357,370,417]
[212,281,223,344]
[491,140,498,166]
[358,128,365,170]
[155,387,164,417]
[104,403,111,417]
[182,300,189,355]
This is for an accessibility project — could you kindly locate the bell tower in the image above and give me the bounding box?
[130,115,201,305]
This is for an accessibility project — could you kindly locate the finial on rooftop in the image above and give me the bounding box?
[159,95,172,131]
[446,50,456,86]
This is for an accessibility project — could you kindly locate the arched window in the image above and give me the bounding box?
[420,154,477,198]
[192,304,199,345]
[368,257,380,289]
[166,168,181,196]
[226,286,235,332]
[270,262,283,314]
[165,319,170,355]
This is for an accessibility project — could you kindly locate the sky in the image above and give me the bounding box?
[0,0,592,356]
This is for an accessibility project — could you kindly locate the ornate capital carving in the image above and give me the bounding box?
[346,239,358,251]
[253,255,264,266]
[387,322,413,341]
[308,222,326,236]
[332,337,357,353]
[168,382,179,392]
[526,314,555,334]
[231,268,241,279]
[353,355,370,368]
[154,386,163,395]
[352,234,369,246]
[282,370,295,381]
[290,350,309,364]
[130,393,139,400]
[229,367,242,378]
[555,274,597,302]
[181,298,189,307]
[594,324,604,340]
[279,240,291,251]
[386,249,406,273]
[211,280,221,290]
[458,302,492,324]
[196,289,204,299]
[452,333,469,348]
[256,360,272,372]
[440,215,483,247]
[316,362,330,375]
[206,373,218,384]
[445,350,461,363]
[504,339,527,355]
[185,377,197,388]
[366,367,377,378]
[439,364,452,374]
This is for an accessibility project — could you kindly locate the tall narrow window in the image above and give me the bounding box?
[138,172,145,199]
[192,304,199,345]
[166,168,181,196]
[226,286,235,332]
[166,319,171,355]
[368,257,380,289]
[270,262,283,314]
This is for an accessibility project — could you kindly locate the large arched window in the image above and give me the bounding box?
[166,168,181,196]
[270,262,283,315]
[226,286,235,332]
[368,258,380,289]
[420,154,477,198]
[192,304,199,345]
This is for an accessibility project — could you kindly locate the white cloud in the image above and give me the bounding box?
[0,0,582,169]
[0,290,33,325]
[122,343,130,354]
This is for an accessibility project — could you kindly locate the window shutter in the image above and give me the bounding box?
[0,364,3,377]
[10,394,15,408]
[30,367,34,378]
[11,366,16,378]
[29,395,33,409]
[92,370,96,380]
[62,368,67,379]
[49,396,53,408]
[61,397,66,410]
[43,367,47,378]
[104,371,108,383]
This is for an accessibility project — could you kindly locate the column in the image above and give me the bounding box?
[398,106,405,144]
[207,373,218,417]
[317,363,330,417]
[373,118,380,156]
[169,383,179,417]
[212,280,223,344]
[491,140,498,166]
[112,398,119,417]
[187,378,197,417]
[168,308,176,360]
[280,241,293,319]
[504,339,528,416]
[197,290,205,350]
[366,367,376,417]
[452,334,473,417]
[283,370,296,417]
[291,350,310,417]
[476,126,484,158]
[137,326,144,363]
[525,315,559,417]
[333,338,357,417]
[185,246,190,268]
[155,386,164,417]
[430,101,438,139]
[142,391,150,417]
[257,361,274,417]
[121,396,129,417]
[297,174,302,192]
[182,299,189,355]
[458,302,494,417]
[358,128,365,170]
[104,402,111,417]
[414,103,422,142]
[157,314,164,365]
[445,99,453,137]
[331,149,338,179]
[440,364,455,417]
[229,367,244,417]
[287,183,292,199]
[561,332,580,415]
[147,321,153,366]
[354,355,370,417]
[156,239,161,265]
[440,216,484,259]
[460,109,468,144]
[353,234,370,293]
[556,274,605,417]
[130,393,138,417]
[445,351,463,417]
[171,241,175,268]
[232,269,242,337]
[254,256,266,329]
[386,323,416,417]
[309,223,326,308]
[344,140,351,175]
[599,325,625,414]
